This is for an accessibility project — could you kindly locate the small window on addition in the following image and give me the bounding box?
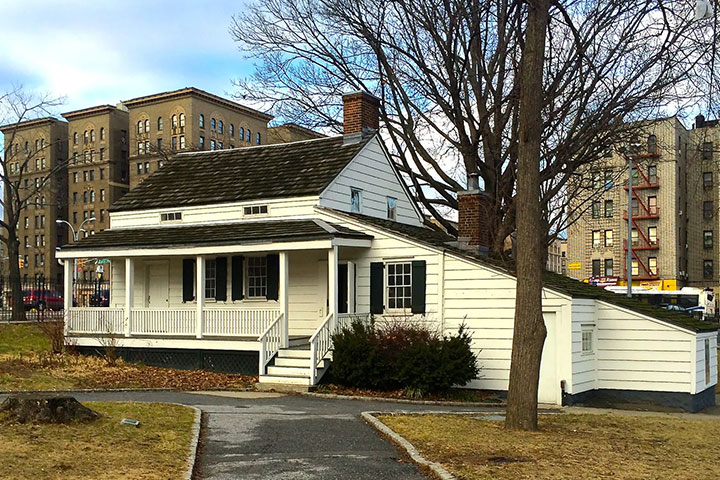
[350,189,362,213]
[581,326,594,354]
[244,205,268,216]
[387,197,397,220]
[160,212,182,222]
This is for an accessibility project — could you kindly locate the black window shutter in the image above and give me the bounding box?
[215,257,227,301]
[231,256,244,301]
[370,262,384,314]
[182,258,195,302]
[411,260,426,314]
[266,254,280,301]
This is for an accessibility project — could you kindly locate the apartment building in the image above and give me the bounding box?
[1,117,68,284]
[61,105,130,281]
[546,238,567,275]
[123,87,274,188]
[566,115,720,290]
[267,123,325,144]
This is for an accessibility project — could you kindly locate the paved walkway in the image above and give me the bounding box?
[51,390,493,480]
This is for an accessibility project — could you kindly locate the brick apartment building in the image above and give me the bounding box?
[3,87,321,285]
[567,115,720,291]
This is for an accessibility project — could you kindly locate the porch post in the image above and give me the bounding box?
[328,245,338,330]
[124,257,134,337]
[347,261,356,314]
[196,256,205,339]
[63,260,73,336]
[279,251,289,348]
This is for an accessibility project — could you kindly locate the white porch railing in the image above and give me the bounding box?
[130,307,196,336]
[336,312,370,331]
[309,312,370,384]
[204,308,280,337]
[258,313,284,375]
[67,308,125,334]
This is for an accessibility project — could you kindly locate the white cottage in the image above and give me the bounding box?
[57,92,718,411]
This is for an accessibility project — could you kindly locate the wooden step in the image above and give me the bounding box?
[277,349,312,359]
[258,375,312,386]
[266,366,311,377]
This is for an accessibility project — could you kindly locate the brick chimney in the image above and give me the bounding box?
[457,173,492,253]
[343,91,380,135]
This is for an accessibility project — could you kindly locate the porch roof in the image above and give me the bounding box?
[59,219,372,252]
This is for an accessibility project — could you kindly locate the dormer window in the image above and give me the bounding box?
[350,189,362,213]
[244,205,268,216]
[160,212,182,222]
[386,197,397,220]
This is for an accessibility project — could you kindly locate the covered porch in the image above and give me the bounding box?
[57,219,373,380]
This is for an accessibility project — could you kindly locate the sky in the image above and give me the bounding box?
[0,0,254,115]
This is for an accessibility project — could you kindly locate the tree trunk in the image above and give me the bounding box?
[7,235,26,322]
[504,0,550,431]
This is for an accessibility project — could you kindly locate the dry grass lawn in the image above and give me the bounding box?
[380,413,720,480]
[0,401,195,480]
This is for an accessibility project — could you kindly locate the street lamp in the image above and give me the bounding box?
[56,217,96,285]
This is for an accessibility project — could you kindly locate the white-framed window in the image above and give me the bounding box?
[581,326,594,354]
[387,262,412,310]
[160,212,182,222]
[387,197,397,220]
[179,113,185,128]
[350,189,362,213]
[244,205,268,216]
[172,114,178,129]
[205,259,217,299]
[247,256,268,298]
[179,135,186,149]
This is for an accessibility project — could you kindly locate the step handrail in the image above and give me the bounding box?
[258,312,284,376]
[309,312,334,385]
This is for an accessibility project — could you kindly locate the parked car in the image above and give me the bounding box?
[22,290,64,311]
[89,289,110,307]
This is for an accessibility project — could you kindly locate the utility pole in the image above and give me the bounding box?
[627,155,633,298]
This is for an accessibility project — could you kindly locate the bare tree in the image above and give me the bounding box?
[231,0,716,430]
[0,88,65,321]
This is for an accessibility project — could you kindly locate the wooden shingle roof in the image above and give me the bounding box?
[110,135,372,212]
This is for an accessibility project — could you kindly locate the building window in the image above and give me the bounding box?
[631,259,639,276]
[604,170,613,189]
[647,165,657,184]
[137,142,144,156]
[73,132,78,145]
[604,200,613,218]
[243,205,268,216]
[631,198,639,217]
[199,114,205,129]
[704,171,713,189]
[604,229,613,247]
[648,257,657,275]
[604,258,613,276]
[648,196,657,215]
[387,262,412,309]
[172,136,178,150]
[246,129,252,142]
[100,127,105,140]
[704,230,713,249]
[704,201,713,219]
[229,124,234,136]
[647,135,657,154]
[702,142,713,161]
[591,171,600,190]
[136,121,142,134]
[136,162,143,174]
[205,259,217,299]
[240,127,245,140]
[73,212,78,223]
[218,120,224,134]
[144,162,150,174]
[179,135,185,149]
[84,130,89,143]
[157,117,163,131]
[157,138,163,151]
[247,256,268,298]
[256,132,261,145]
[350,189,362,213]
[90,129,96,142]
[592,230,601,248]
[100,189,105,202]
[210,139,216,150]
[631,228,638,246]
[387,197,397,220]
[199,136,205,149]
[179,113,185,128]
[211,118,216,132]
[218,141,223,150]
[648,226,657,245]
[591,202,600,219]
[581,327,594,354]
[704,260,714,279]
[99,148,105,161]
[100,209,105,221]
[144,119,150,133]
[160,212,182,222]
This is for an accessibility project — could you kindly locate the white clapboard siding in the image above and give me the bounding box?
[694,333,718,394]
[110,196,319,229]
[594,301,695,393]
[318,137,422,226]
[570,299,597,394]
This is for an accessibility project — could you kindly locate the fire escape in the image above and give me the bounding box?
[622,154,660,282]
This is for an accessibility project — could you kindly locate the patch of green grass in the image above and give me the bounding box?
[380,413,720,480]
[0,401,196,480]
[0,324,49,355]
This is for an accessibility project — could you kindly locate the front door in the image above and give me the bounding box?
[146,262,169,307]
[338,264,349,314]
[537,311,560,405]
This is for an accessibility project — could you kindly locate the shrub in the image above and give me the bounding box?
[331,319,479,395]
